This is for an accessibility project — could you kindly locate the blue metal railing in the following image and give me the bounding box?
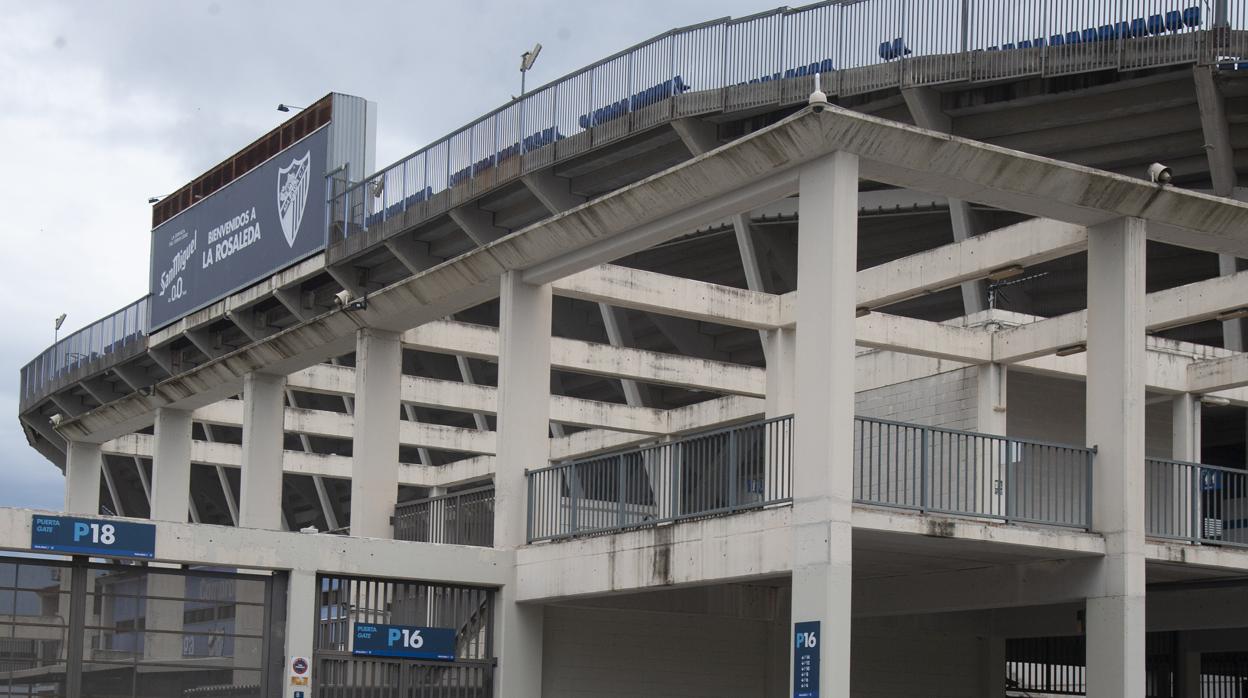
[19,296,149,411]
[526,415,1095,542]
[330,0,1238,243]
[1146,458,1248,547]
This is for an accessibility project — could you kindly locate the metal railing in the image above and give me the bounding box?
[527,416,794,542]
[19,295,149,411]
[855,416,1094,528]
[1146,458,1248,547]
[329,0,1241,244]
[527,414,1095,542]
[392,486,495,547]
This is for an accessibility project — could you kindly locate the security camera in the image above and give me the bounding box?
[1148,162,1173,185]
[49,413,64,427]
[333,289,352,308]
[808,73,829,114]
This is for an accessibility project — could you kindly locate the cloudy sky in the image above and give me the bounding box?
[0,0,776,510]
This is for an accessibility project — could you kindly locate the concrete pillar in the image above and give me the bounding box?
[349,329,402,539]
[765,328,797,418]
[285,569,317,698]
[1085,217,1147,698]
[151,408,193,522]
[492,270,551,697]
[240,372,286,529]
[1172,394,1202,462]
[1176,632,1202,698]
[64,441,103,514]
[791,151,859,698]
[976,363,1007,435]
[980,636,1006,698]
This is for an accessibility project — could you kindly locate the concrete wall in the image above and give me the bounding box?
[1007,371,1173,457]
[853,620,988,698]
[541,604,782,697]
[856,367,979,431]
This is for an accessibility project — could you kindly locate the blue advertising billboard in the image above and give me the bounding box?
[30,515,156,559]
[353,623,456,661]
[148,124,329,329]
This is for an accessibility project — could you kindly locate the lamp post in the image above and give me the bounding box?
[277,103,306,113]
[54,313,66,345]
[519,43,542,97]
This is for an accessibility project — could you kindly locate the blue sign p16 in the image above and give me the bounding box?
[30,515,156,559]
[352,623,456,661]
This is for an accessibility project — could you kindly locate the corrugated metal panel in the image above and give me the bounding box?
[329,93,377,183]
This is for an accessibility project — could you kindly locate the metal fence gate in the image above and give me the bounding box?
[0,555,284,698]
[313,574,494,697]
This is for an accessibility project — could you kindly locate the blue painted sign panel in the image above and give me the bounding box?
[148,125,330,330]
[352,623,456,661]
[794,621,820,698]
[30,515,155,559]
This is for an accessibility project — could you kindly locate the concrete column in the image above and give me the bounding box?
[350,328,402,539]
[1172,394,1202,462]
[240,372,286,529]
[151,408,193,522]
[64,441,103,514]
[285,569,317,698]
[1085,217,1147,698]
[1176,632,1202,698]
[765,328,797,418]
[492,271,551,698]
[791,151,858,698]
[976,363,1007,435]
[980,636,1006,698]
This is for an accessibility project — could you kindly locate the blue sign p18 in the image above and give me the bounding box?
[30,515,156,559]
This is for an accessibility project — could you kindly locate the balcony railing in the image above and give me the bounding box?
[19,296,149,412]
[855,417,1094,529]
[527,416,794,542]
[329,1,1242,249]
[392,486,494,547]
[527,415,1097,542]
[1146,458,1248,547]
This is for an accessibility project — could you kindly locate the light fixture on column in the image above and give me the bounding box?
[1215,307,1248,322]
[277,103,305,113]
[1055,343,1087,357]
[855,306,872,318]
[1199,395,1231,407]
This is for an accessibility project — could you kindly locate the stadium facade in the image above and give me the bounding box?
[11,2,1248,696]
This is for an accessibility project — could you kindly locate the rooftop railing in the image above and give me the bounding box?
[526,414,1096,542]
[329,0,1241,246]
[392,486,495,547]
[18,296,149,412]
[1146,458,1248,547]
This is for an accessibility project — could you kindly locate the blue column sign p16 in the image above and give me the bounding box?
[30,515,156,559]
[794,621,820,698]
[352,623,456,661]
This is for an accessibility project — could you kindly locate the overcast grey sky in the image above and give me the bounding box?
[0,0,775,511]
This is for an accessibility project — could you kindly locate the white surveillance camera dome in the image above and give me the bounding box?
[1147,162,1173,185]
[333,289,352,308]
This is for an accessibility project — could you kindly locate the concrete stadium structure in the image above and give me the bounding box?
[11,2,1248,696]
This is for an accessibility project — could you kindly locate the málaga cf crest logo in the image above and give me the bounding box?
[277,150,311,248]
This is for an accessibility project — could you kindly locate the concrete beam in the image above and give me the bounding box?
[856,312,992,363]
[449,205,508,245]
[1188,353,1248,393]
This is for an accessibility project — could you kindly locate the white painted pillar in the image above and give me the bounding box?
[791,151,858,698]
[350,329,401,539]
[976,363,1008,435]
[492,271,551,698]
[240,372,287,529]
[285,569,317,698]
[64,441,103,514]
[1085,217,1147,698]
[151,408,193,522]
[1172,394,1202,462]
[765,328,797,418]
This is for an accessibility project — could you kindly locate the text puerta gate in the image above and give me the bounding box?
[314,574,495,697]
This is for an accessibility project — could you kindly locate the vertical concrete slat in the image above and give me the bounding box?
[64,441,103,515]
[350,329,402,538]
[1085,217,1148,698]
[240,372,287,529]
[151,408,193,522]
[791,151,859,698]
[492,271,551,697]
